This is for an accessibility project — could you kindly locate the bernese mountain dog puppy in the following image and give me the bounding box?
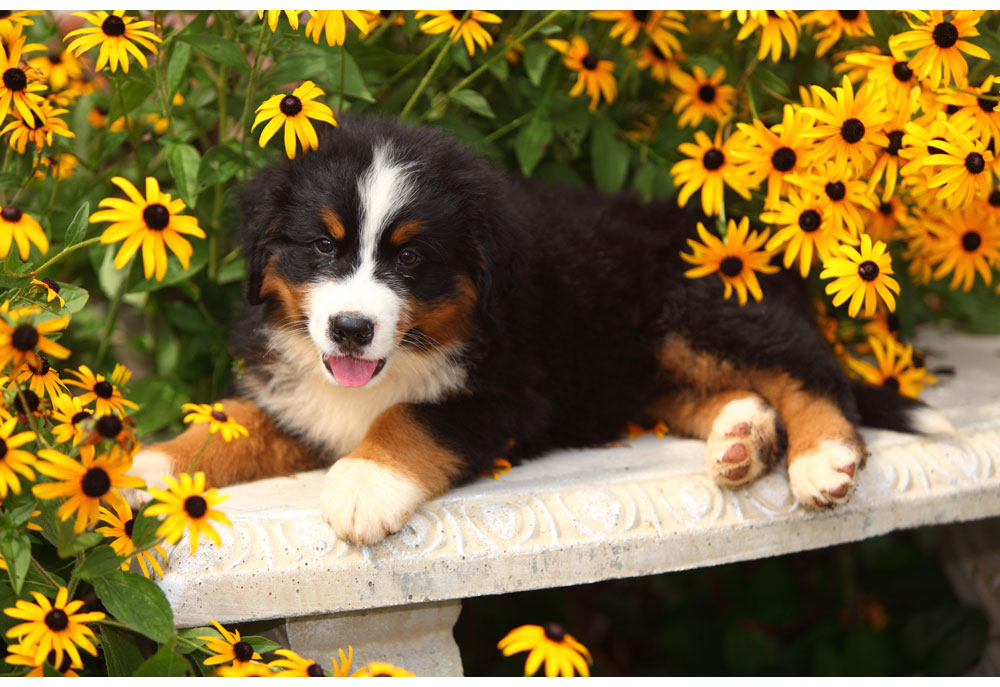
[130,116,953,545]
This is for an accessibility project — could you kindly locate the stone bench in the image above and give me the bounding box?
[156,329,1000,676]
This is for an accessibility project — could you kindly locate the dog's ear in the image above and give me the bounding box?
[238,169,287,306]
[469,185,525,342]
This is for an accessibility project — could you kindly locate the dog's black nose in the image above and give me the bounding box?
[330,314,374,347]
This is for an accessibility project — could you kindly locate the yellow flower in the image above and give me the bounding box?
[96,500,168,579]
[145,472,232,554]
[417,11,501,57]
[64,10,162,74]
[252,81,337,160]
[937,75,1000,155]
[634,44,683,84]
[0,11,39,34]
[761,188,855,278]
[269,648,329,676]
[681,218,779,306]
[889,10,989,89]
[590,10,687,57]
[257,10,301,32]
[921,120,995,209]
[34,154,78,181]
[732,105,814,209]
[865,86,920,203]
[927,208,1000,292]
[305,10,371,46]
[29,278,66,308]
[847,336,933,399]
[181,402,249,442]
[13,355,67,402]
[63,365,138,417]
[863,196,910,245]
[197,619,262,667]
[32,447,144,533]
[669,65,736,128]
[0,305,68,374]
[786,163,874,237]
[90,176,206,282]
[801,10,874,57]
[0,100,76,155]
[0,416,35,499]
[0,34,46,125]
[3,587,105,670]
[734,10,801,62]
[545,37,616,111]
[4,640,81,676]
[49,392,93,448]
[216,662,274,677]
[351,661,416,677]
[27,50,84,92]
[802,75,891,177]
[671,130,753,218]
[498,623,592,678]
[820,234,900,318]
[0,205,48,260]
[843,51,921,111]
[488,457,512,480]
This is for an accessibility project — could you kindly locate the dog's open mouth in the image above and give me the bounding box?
[323,355,386,387]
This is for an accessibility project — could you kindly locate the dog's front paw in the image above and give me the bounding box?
[705,397,779,488]
[123,449,175,511]
[788,440,863,508]
[321,458,427,545]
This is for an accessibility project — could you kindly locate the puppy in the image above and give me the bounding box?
[130,116,952,545]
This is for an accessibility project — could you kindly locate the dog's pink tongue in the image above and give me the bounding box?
[326,356,379,387]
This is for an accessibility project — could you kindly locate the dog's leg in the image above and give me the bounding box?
[647,390,782,488]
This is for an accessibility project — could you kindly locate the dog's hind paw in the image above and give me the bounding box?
[788,440,863,508]
[321,458,427,545]
[705,397,779,488]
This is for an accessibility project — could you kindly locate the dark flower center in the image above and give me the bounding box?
[977,96,998,113]
[798,209,821,232]
[279,95,303,116]
[945,104,961,115]
[210,409,228,422]
[1,206,21,222]
[632,10,650,23]
[838,10,860,21]
[450,10,465,20]
[11,324,38,351]
[306,663,326,677]
[887,314,900,332]
[96,414,124,438]
[2,67,26,92]
[71,411,93,425]
[142,203,170,230]
[40,277,60,293]
[13,389,39,414]
[124,517,135,538]
[825,181,846,201]
[840,118,865,144]
[882,376,900,393]
[928,144,945,156]
[720,256,743,277]
[961,230,982,252]
[0,438,7,457]
[233,641,255,663]
[650,44,667,60]
[184,495,208,519]
[44,609,69,632]
[0,11,11,18]
[49,52,62,65]
[766,10,778,17]
[697,84,716,104]
[581,54,598,70]
[102,14,126,37]
[989,190,1000,207]
[543,623,566,642]
[702,148,725,171]
[886,130,904,156]
[965,152,986,174]
[879,202,893,216]
[891,61,913,83]
[34,356,51,376]
[931,21,959,48]
[82,467,112,498]
[771,147,797,172]
[94,380,114,399]
[857,260,880,281]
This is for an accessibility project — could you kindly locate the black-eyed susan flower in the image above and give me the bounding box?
[145,472,232,554]
[3,587,105,669]
[29,278,65,309]
[0,305,68,374]
[96,500,168,579]
[0,34,46,125]
[921,121,995,209]
[732,105,813,209]
[0,416,35,499]
[27,50,84,92]
[50,393,92,447]
[820,234,900,318]
[786,163,874,237]
[843,51,920,111]
[258,9,301,32]
[889,10,989,89]
[90,175,206,282]
[13,356,67,402]
[863,196,910,244]
[416,11,501,57]
[217,662,274,677]
[64,10,162,74]
[0,205,48,261]
[351,661,416,677]
[63,365,138,417]
[181,402,249,442]
[34,154,78,181]
[761,189,855,278]
[801,10,874,57]
[899,118,949,183]
[545,37,616,111]
[270,648,329,676]
[927,209,1000,292]
[0,10,39,34]
[671,130,753,217]
[252,81,337,160]
[305,10,371,46]
[669,65,736,128]
[802,76,891,177]
[196,619,262,667]
[734,10,801,63]
[0,101,75,155]
[866,86,920,202]
[4,641,82,676]
[32,447,143,533]
[590,10,686,57]
[634,44,682,84]
[681,218,779,306]
[939,76,1000,155]
[498,623,592,678]
[847,336,933,399]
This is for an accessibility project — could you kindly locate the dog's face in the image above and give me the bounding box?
[243,129,491,389]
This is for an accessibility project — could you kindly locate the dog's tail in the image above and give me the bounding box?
[851,381,956,436]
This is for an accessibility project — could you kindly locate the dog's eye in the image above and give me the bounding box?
[314,237,335,254]
[397,249,421,267]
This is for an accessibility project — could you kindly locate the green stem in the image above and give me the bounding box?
[31,236,102,276]
[399,34,453,118]
[238,22,269,180]
[185,432,213,474]
[14,383,48,448]
[751,75,795,105]
[112,75,143,176]
[66,551,84,598]
[29,554,60,590]
[9,150,41,207]
[94,260,133,369]
[378,37,445,95]
[484,112,532,143]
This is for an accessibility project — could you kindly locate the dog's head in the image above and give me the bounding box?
[239,117,514,389]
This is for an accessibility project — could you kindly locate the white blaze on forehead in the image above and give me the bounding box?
[357,143,416,265]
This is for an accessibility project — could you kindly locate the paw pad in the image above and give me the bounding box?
[788,440,863,508]
[705,397,779,489]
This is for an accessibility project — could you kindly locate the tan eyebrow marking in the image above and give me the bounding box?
[391,220,423,246]
[320,207,345,240]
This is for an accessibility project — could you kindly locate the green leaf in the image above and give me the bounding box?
[177,626,216,654]
[63,201,90,248]
[166,42,192,100]
[0,529,31,594]
[133,637,191,677]
[523,42,554,87]
[515,109,552,176]
[59,284,89,315]
[754,67,789,96]
[199,145,243,189]
[93,571,175,643]
[100,626,146,677]
[244,636,282,655]
[451,89,495,119]
[0,274,31,289]
[178,34,248,73]
[591,117,629,193]
[57,530,102,559]
[166,143,202,208]
[129,376,184,436]
[77,545,124,582]
[486,54,509,82]
[128,507,162,552]
[120,78,157,117]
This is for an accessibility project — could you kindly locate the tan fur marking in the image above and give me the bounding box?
[402,276,477,347]
[320,207,345,240]
[260,258,307,326]
[347,404,462,497]
[644,389,762,440]
[390,220,423,246]
[142,398,323,487]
